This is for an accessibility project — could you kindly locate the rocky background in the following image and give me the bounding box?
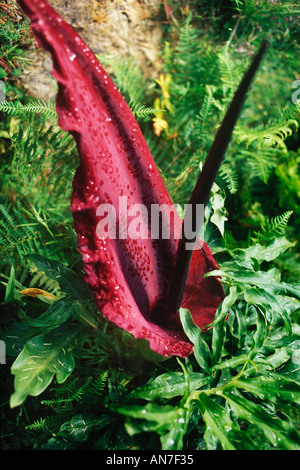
[14,0,165,99]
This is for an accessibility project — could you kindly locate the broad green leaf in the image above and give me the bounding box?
[212,284,239,325]
[42,437,73,450]
[222,389,300,449]
[210,185,228,236]
[210,267,300,301]
[210,286,238,366]
[226,303,247,350]
[10,325,82,408]
[113,401,192,451]
[1,323,27,358]
[249,306,268,360]
[234,237,295,269]
[211,318,226,367]
[244,287,292,334]
[59,414,111,442]
[179,308,211,372]
[160,405,192,450]
[112,402,178,434]
[234,374,300,404]
[27,254,86,299]
[197,393,258,450]
[23,298,82,333]
[129,371,212,401]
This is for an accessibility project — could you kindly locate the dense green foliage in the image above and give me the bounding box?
[1,0,299,450]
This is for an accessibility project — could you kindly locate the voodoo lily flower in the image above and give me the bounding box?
[18,0,267,357]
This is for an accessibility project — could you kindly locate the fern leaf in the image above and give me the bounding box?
[82,371,109,404]
[25,414,67,433]
[129,100,162,119]
[234,109,299,150]
[98,55,147,104]
[40,372,108,410]
[219,163,239,194]
[218,46,243,94]
[194,86,215,144]
[29,264,62,297]
[0,99,56,120]
[41,378,93,409]
[0,204,42,264]
[175,12,201,71]
[252,210,293,243]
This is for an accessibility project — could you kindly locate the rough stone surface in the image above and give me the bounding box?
[20,0,164,100]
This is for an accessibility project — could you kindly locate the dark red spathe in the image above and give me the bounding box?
[18,0,224,357]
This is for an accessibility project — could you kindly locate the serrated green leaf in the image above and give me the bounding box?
[262,346,295,370]
[225,304,247,350]
[10,325,82,408]
[212,285,239,325]
[210,267,300,301]
[212,354,249,371]
[211,318,226,366]
[197,394,235,450]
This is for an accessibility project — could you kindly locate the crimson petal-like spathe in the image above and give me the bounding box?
[18,0,224,357]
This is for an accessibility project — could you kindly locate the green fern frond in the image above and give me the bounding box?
[0,99,56,120]
[98,55,147,104]
[82,371,109,403]
[41,378,93,409]
[239,147,278,183]
[25,414,66,433]
[29,264,62,297]
[129,100,162,119]
[41,372,109,410]
[219,163,239,194]
[194,86,216,144]
[0,204,43,264]
[234,109,299,150]
[175,12,201,70]
[218,46,243,94]
[252,210,293,243]
[25,416,48,431]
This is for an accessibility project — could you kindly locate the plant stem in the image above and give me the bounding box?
[167,39,269,315]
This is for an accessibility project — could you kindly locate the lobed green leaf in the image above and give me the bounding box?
[129,371,212,401]
[222,389,300,450]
